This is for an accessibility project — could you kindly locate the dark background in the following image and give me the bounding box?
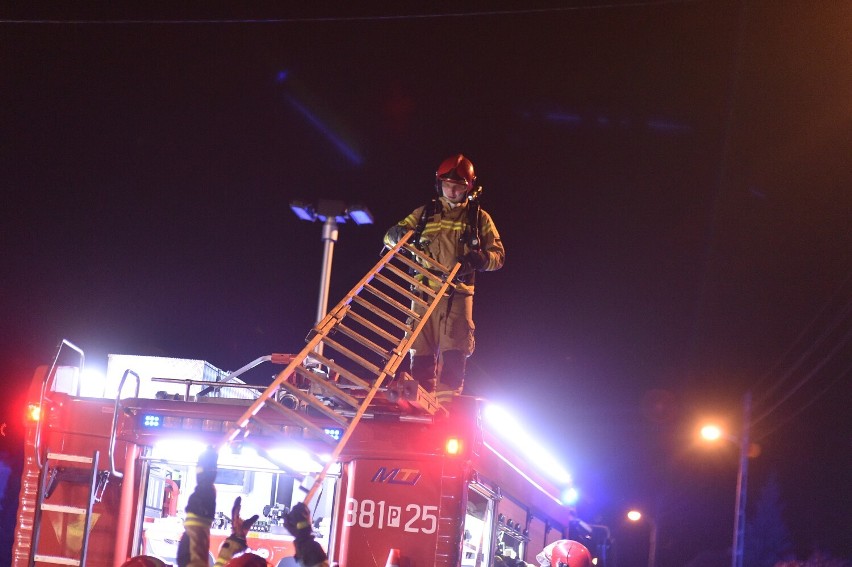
[1,2,850,566]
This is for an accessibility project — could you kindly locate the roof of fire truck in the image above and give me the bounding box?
[36,351,576,522]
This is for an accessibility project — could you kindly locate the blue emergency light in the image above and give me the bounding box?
[324,427,343,441]
[142,414,162,428]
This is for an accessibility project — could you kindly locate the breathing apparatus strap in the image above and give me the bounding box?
[412,198,438,249]
[466,190,482,251]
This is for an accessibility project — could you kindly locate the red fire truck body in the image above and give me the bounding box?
[14,352,581,567]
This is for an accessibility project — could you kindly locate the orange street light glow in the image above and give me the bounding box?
[700,424,723,441]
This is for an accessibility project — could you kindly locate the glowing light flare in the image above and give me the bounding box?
[26,404,41,422]
[627,509,642,522]
[483,404,572,485]
[445,437,462,456]
[700,424,723,442]
[79,367,107,398]
[562,487,579,506]
[151,439,210,463]
[266,447,325,473]
[283,93,363,165]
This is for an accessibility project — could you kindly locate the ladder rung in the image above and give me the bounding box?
[46,453,93,464]
[399,245,453,274]
[320,337,383,375]
[41,503,87,515]
[308,353,373,390]
[372,272,430,309]
[284,371,357,420]
[383,262,438,298]
[363,283,422,319]
[257,400,339,443]
[336,323,394,359]
[342,309,400,345]
[34,554,81,566]
[351,296,413,332]
[395,248,452,282]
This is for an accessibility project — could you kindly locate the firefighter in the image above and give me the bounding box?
[222,554,268,567]
[535,539,593,567]
[171,446,262,567]
[384,153,505,402]
[120,557,168,567]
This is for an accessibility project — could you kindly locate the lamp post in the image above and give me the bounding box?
[626,510,657,567]
[289,199,373,354]
[700,391,752,567]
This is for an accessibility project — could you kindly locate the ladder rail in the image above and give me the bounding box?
[303,259,461,504]
[35,340,85,471]
[224,333,324,444]
[220,231,460,507]
[29,451,100,567]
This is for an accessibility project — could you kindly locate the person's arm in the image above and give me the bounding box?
[460,209,505,274]
[384,207,423,247]
[285,502,330,567]
[213,496,259,566]
[177,447,219,567]
[477,209,505,272]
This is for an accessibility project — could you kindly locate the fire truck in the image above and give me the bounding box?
[13,234,611,567]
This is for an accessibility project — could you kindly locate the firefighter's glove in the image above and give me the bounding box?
[225,496,259,548]
[385,225,406,247]
[196,445,219,486]
[285,503,327,566]
[460,250,488,273]
[284,502,314,542]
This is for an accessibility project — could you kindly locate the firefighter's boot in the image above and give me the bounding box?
[411,355,438,394]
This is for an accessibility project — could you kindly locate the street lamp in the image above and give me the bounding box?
[289,199,374,348]
[700,392,752,567]
[626,510,657,567]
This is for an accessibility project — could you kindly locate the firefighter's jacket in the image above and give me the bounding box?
[385,196,504,295]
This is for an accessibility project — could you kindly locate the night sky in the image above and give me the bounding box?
[1,2,850,566]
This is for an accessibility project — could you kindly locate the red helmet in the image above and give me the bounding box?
[436,154,476,190]
[551,540,592,567]
[120,556,167,567]
[225,552,269,567]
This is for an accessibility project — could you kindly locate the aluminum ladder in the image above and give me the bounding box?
[29,451,103,566]
[223,230,460,503]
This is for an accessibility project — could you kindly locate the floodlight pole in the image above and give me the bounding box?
[290,199,373,359]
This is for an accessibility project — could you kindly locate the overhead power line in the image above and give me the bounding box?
[749,269,852,438]
[0,0,708,25]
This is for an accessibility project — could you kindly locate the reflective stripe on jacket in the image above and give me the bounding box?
[385,197,504,295]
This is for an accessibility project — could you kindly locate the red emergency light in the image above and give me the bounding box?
[445,436,463,456]
[26,403,41,422]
